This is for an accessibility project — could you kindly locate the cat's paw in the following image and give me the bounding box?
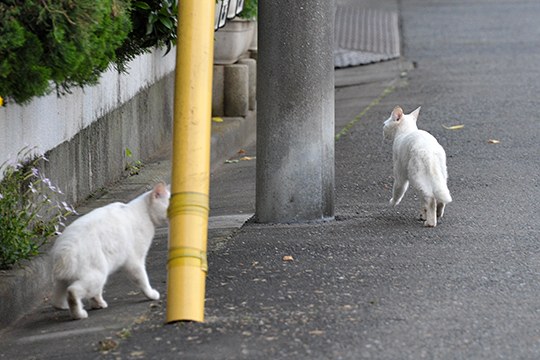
[423,220,436,228]
[90,297,108,309]
[146,289,160,301]
[71,308,88,320]
[52,299,69,310]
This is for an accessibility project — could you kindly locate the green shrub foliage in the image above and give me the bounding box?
[0,149,76,269]
[238,0,257,20]
[0,0,132,104]
[114,0,178,72]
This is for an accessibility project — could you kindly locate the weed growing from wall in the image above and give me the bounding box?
[0,149,76,269]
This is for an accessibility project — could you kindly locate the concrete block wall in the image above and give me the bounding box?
[42,74,174,205]
[0,49,256,207]
[0,49,176,206]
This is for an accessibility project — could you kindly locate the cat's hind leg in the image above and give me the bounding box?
[423,196,437,227]
[419,203,427,222]
[88,275,108,309]
[437,202,446,219]
[90,293,108,309]
[390,179,409,207]
[52,280,69,310]
[66,281,89,320]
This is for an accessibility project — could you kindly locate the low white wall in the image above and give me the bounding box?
[0,48,176,168]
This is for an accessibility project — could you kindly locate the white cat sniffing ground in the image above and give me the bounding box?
[383,106,452,227]
[50,183,170,320]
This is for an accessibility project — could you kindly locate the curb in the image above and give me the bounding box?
[0,255,51,329]
[335,58,414,88]
[0,111,256,331]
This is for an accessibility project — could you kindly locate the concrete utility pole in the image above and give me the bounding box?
[256,1,335,223]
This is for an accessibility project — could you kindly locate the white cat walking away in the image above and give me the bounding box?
[383,106,452,227]
[51,183,170,320]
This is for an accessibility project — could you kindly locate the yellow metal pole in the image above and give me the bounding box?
[167,0,215,323]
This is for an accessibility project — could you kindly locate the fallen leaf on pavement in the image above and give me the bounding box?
[282,255,294,261]
[117,328,131,339]
[309,330,325,335]
[134,314,149,324]
[238,149,246,155]
[488,139,500,144]
[224,159,239,164]
[212,117,223,123]
[442,124,465,130]
[98,338,118,352]
[240,156,256,161]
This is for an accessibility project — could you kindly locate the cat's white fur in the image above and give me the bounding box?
[383,106,451,227]
[51,183,170,319]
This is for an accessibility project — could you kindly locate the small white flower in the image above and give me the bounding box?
[28,183,38,194]
[42,178,57,192]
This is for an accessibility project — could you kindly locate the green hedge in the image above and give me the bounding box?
[238,0,257,20]
[115,0,178,72]
[0,0,178,105]
[0,0,132,104]
[0,0,256,105]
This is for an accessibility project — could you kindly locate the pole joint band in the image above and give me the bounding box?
[168,191,209,219]
[168,247,208,273]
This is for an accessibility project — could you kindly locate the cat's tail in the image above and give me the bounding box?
[433,182,452,204]
[430,158,452,204]
[413,160,452,204]
[51,239,79,280]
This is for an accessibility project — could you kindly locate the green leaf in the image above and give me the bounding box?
[133,2,151,10]
[159,17,173,30]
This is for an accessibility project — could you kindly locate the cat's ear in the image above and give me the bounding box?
[410,106,421,121]
[153,182,169,199]
[392,106,404,121]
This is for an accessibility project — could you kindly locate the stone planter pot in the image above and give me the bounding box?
[214,19,255,65]
[249,20,257,51]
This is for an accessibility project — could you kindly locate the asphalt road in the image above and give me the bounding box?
[1,0,539,359]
